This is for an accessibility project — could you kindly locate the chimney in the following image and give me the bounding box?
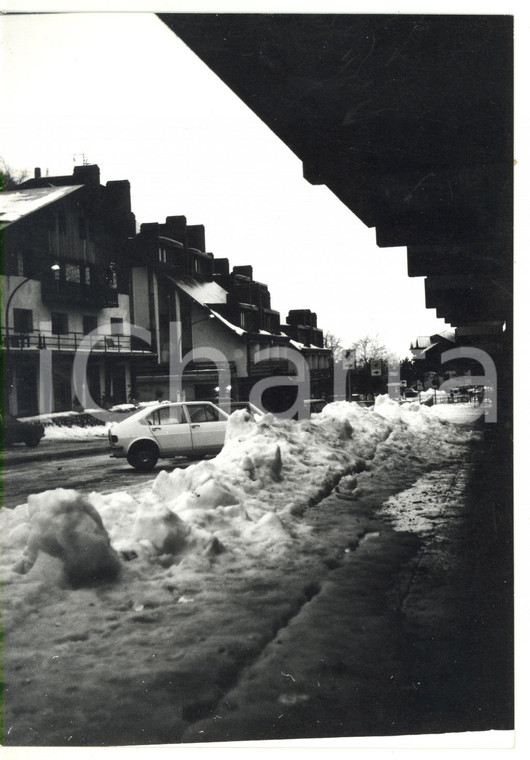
[73,164,100,185]
[232,265,253,280]
[213,258,230,276]
[187,224,206,252]
[34,167,41,179]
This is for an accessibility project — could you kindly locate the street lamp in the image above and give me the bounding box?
[177,312,215,357]
[4,264,60,413]
[4,264,61,351]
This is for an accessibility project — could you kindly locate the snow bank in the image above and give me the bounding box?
[42,423,109,440]
[6,489,120,587]
[1,399,480,590]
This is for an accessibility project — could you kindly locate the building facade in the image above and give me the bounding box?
[127,218,333,413]
[1,165,154,415]
[1,165,333,417]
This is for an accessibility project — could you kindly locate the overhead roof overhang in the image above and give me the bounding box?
[159,13,513,338]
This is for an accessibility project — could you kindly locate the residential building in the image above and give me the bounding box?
[280,310,333,400]
[127,218,333,411]
[1,164,333,417]
[1,165,153,415]
[409,329,485,388]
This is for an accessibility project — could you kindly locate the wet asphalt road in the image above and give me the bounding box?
[1,441,194,510]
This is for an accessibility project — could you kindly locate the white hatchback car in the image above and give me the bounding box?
[108,401,230,470]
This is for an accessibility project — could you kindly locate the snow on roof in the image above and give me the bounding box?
[411,336,432,350]
[209,308,247,337]
[167,276,228,307]
[0,185,83,228]
[288,338,326,351]
[159,236,185,249]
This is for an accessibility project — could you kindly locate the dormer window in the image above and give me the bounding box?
[241,311,252,330]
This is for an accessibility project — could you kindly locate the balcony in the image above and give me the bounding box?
[40,273,119,309]
[249,357,297,377]
[183,359,236,377]
[1,329,155,355]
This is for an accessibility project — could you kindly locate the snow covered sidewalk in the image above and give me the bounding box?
[0,397,487,746]
[182,463,481,742]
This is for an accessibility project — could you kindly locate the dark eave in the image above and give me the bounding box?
[159,13,513,336]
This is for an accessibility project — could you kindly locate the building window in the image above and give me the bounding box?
[51,312,69,335]
[106,265,118,289]
[241,311,253,330]
[13,308,33,333]
[84,266,91,285]
[83,315,98,335]
[16,250,35,277]
[65,263,81,283]
[110,317,124,335]
[158,247,167,264]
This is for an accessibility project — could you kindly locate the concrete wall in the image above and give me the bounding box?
[190,303,248,378]
[2,275,131,339]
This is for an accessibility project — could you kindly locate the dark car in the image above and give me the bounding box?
[303,398,328,414]
[218,401,264,419]
[1,412,45,447]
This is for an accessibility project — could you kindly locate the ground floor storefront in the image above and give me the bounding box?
[5,352,149,416]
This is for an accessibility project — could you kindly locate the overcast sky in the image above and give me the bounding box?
[1,11,461,357]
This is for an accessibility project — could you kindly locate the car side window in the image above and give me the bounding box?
[146,406,186,426]
[187,404,220,423]
[166,406,186,424]
[146,410,161,426]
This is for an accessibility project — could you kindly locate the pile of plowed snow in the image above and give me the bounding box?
[0,397,478,588]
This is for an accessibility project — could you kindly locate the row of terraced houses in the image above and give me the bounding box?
[1,164,333,417]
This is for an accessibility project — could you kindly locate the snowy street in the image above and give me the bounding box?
[0,399,512,746]
[1,444,199,511]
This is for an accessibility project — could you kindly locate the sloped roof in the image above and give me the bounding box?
[166,276,245,337]
[209,308,246,337]
[411,336,432,350]
[166,275,228,306]
[0,185,82,228]
[435,329,456,343]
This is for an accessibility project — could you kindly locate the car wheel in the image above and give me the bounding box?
[25,433,42,447]
[127,444,159,471]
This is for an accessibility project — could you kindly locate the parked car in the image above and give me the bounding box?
[108,401,230,470]
[303,398,328,415]
[1,412,45,447]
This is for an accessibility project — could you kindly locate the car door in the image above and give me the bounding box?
[184,403,228,453]
[146,405,193,456]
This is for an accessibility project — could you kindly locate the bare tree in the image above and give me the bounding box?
[1,159,28,190]
[323,331,344,362]
[349,334,392,367]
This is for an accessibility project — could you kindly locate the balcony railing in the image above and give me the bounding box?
[250,358,298,377]
[40,274,119,309]
[182,359,236,376]
[1,329,154,355]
